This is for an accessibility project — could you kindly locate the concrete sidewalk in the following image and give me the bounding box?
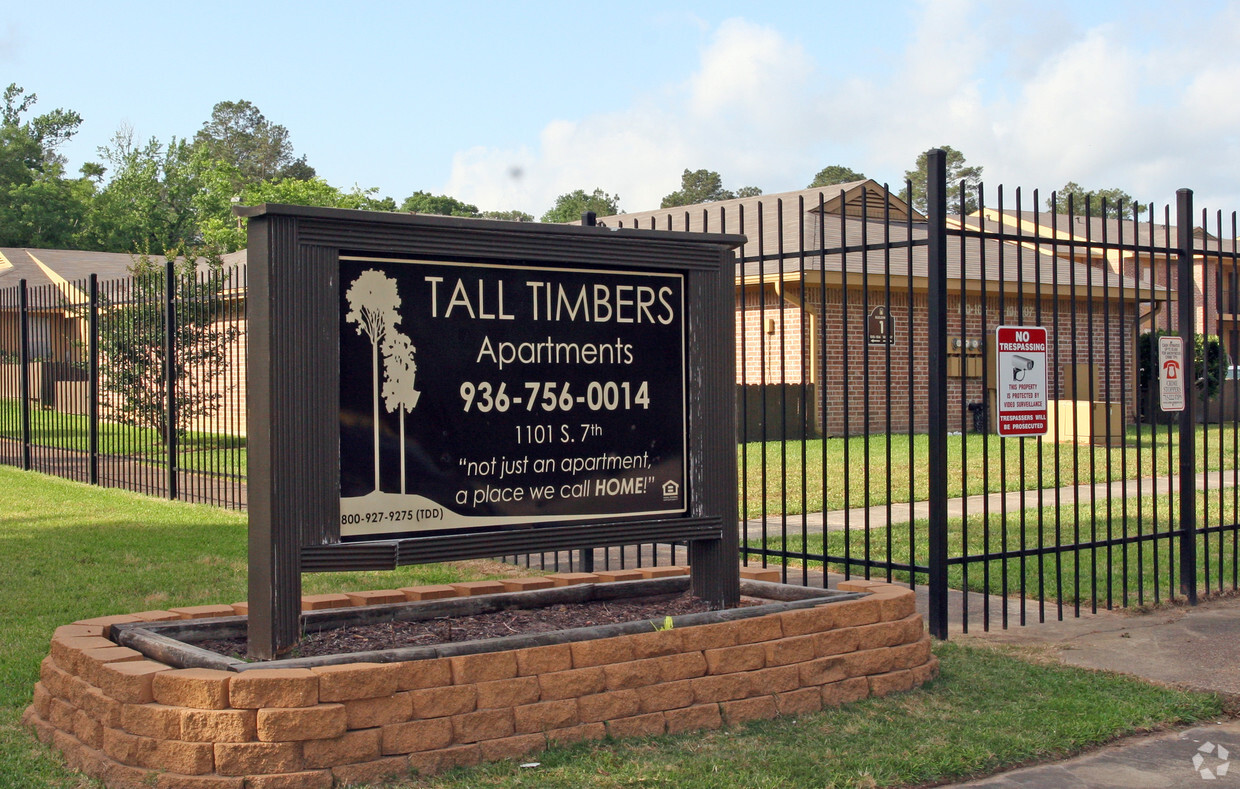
[937,595,1240,787]
[743,468,1240,536]
[950,722,1240,788]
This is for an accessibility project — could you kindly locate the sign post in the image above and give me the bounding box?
[995,325,1048,437]
[1158,335,1186,412]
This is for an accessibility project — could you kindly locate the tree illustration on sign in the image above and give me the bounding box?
[344,269,402,493]
[381,329,421,494]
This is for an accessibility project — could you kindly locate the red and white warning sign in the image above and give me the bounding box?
[995,325,1048,437]
[1158,336,1186,412]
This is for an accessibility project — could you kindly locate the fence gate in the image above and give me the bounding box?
[595,150,1240,636]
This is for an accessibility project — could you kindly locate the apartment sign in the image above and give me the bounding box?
[995,325,1048,437]
[337,257,687,539]
[1158,336,1186,412]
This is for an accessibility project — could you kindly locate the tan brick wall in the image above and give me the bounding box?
[24,573,937,788]
[737,283,1140,436]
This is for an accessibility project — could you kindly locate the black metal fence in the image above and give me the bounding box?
[0,261,247,509]
[725,156,1239,636]
[6,154,1240,636]
[533,151,1240,636]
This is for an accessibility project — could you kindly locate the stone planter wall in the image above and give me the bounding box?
[23,571,937,789]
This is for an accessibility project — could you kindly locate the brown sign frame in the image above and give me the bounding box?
[241,204,743,659]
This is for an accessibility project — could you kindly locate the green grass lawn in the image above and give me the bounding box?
[747,492,1240,610]
[350,642,1217,788]
[0,398,247,476]
[4,395,1236,522]
[0,467,1226,788]
[741,424,1240,517]
[0,468,523,787]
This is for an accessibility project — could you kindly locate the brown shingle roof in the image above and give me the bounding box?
[593,184,1161,299]
[979,209,1239,256]
[0,247,248,296]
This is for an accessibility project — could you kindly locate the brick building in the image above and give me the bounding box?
[595,181,1162,436]
[982,209,1240,359]
[0,247,248,435]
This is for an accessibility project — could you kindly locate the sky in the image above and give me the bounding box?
[4,0,1240,220]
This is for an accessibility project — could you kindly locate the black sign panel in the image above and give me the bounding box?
[868,305,895,345]
[339,257,686,539]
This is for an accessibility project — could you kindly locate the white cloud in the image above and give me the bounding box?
[445,18,826,216]
[446,3,1240,220]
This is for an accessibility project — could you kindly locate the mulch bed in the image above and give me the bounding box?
[197,592,722,661]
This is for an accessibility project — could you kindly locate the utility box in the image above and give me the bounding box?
[1061,363,1100,401]
[1044,399,1124,444]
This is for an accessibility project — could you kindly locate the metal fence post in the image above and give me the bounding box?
[18,279,31,471]
[577,210,598,574]
[165,261,178,500]
[88,274,99,485]
[1176,188,1197,603]
[926,150,950,638]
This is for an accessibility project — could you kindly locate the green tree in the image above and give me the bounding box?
[97,247,240,443]
[809,164,866,188]
[480,209,534,222]
[1046,182,1147,218]
[196,166,389,252]
[83,129,202,253]
[0,84,93,248]
[660,169,761,208]
[541,188,621,223]
[278,155,316,182]
[365,195,398,212]
[193,99,312,188]
[4,171,95,248]
[400,191,480,217]
[904,146,983,214]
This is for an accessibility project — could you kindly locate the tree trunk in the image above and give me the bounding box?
[371,339,380,492]
[399,409,406,494]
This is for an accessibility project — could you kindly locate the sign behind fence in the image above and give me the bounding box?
[995,325,1048,437]
[867,305,895,345]
[1158,336,1186,412]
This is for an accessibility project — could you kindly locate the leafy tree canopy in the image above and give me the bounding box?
[398,192,531,222]
[82,128,202,253]
[197,163,391,252]
[193,99,313,187]
[904,145,983,214]
[0,84,93,248]
[1046,181,1147,218]
[809,164,866,188]
[541,188,621,223]
[660,168,761,208]
[480,209,533,222]
[400,191,480,217]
